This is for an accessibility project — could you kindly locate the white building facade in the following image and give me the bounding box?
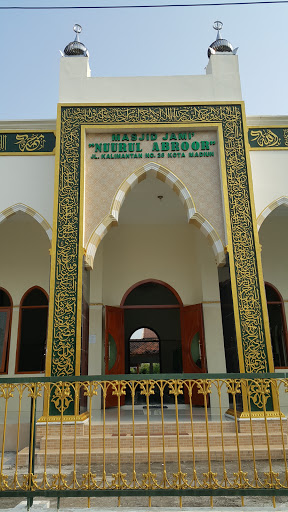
[1,24,288,420]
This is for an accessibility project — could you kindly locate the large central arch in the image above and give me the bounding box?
[85,162,225,268]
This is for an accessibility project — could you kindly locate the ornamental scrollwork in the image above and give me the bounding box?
[51,382,74,413]
[248,379,271,409]
[0,383,15,400]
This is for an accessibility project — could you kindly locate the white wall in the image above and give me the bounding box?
[250,150,288,218]
[0,156,54,226]
[259,211,288,360]
[102,224,202,306]
[259,215,288,302]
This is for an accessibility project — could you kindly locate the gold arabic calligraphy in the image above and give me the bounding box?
[250,129,281,147]
[15,133,45,152]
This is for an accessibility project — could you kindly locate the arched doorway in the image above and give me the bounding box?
[15,286,48,373]
[129,327,160,375]
[259,203,288,368]
[0,288,12,374]
[105,279,207,406]
[265,282,288,368]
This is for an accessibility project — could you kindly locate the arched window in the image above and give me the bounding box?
[15,287,48,373]
[129,327,160,374]
[0,288,12,373]
[265,283,288,368]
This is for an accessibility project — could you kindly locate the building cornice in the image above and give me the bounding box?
[246,116,288,127]
[0,120,56,130]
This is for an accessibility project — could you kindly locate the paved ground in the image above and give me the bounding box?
[1,453,288,510]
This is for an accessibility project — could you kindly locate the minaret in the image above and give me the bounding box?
[59,24,91,101]
[206,21,242,101]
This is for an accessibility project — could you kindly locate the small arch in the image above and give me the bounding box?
[0,287,13,307]
[86,162,225,268]
[265,281,284,302]
[121,278,183,307]
[129,326,160,341]
[0,203,52,242]
[0,287,13,374]
[15,286,49,374]
[265,282,288,368]
[257,196,288,230]
[129,327,160,375]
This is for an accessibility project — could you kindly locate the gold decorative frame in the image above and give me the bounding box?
[45,102,275,418]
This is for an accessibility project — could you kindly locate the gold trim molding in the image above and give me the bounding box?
[37,411,89,423]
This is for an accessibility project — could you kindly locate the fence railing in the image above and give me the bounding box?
[1,373,288,509]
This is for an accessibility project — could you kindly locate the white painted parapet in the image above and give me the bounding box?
[59,54,242,104]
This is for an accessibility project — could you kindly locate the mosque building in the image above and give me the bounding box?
[1,22,288,420]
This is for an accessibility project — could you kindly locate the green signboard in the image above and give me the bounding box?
[248,127,288,149]
[0,132,56,154]
[88,132,216,160]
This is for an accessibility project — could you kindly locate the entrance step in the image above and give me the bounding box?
[37,432,286,451]
[18,443,288,466]
[18,419,288,467]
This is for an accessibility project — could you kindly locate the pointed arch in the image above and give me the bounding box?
[111,162,196,222]
[85,162,225,268]
[257,196,288,230]
[0,203,52,242]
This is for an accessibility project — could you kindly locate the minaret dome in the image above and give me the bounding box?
[64,24,89,57]
[208,21,237,58]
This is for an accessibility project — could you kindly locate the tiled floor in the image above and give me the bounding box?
[90,404,216,424]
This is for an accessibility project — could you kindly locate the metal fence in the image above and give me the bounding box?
[1,373,288,509]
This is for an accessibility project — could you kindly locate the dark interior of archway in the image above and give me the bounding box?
[125,310,182,405]
[22,288,48,306]
[265,283,288,367]
[0,289,11,373]
[124,282,183,404]
[124,281,179,306]
[219,280,239,373]
[219,278,242,409]
[18,308,47,372]
[125,309,182,374]
[17,289,48,373]
[0,289,11,306]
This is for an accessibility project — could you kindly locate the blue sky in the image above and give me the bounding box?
[1,0,287,119]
